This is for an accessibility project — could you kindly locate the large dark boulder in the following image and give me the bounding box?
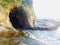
[9,6,35,30]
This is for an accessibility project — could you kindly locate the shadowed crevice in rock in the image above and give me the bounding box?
[9,6,33,30]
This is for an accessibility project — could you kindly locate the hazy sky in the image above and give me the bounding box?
[33,0,60,19]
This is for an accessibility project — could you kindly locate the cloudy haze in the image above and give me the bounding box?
[33,0,60,19]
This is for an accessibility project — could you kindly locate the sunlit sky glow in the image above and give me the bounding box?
[33,0,60,19]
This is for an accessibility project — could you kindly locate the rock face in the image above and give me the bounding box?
[9,6,35,30]
[9,0,36,30]
[0,0,36,30]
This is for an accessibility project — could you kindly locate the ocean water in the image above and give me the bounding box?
[25,19,60,45]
